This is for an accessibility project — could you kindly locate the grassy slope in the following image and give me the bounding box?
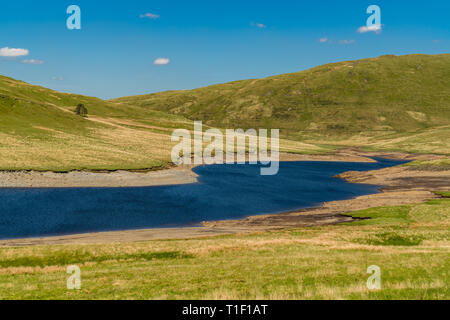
[404,158,450,170]
[1,193,448,300]
[0,75,194,171]
[114,54,450,155]
[1,54,449,171]
[0,76,327,171]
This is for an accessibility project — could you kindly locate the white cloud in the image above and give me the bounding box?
[140,13,160,19]
[154,58,170,65]
[357,25,382,34]
[52,76,64,81]
[0,47,29,57]
[339,40,355,45]
[250,22,267,29]
[319,37,328,43]
[22,59,44,65]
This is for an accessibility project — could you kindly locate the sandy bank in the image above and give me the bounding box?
[0,166,198,188]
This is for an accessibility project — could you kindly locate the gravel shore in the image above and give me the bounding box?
[0,167,198,188]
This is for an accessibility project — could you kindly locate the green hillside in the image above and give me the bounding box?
[114,54,450,153]
[0,75,193,171]
[0,54,449,171]
[0,74,325,171]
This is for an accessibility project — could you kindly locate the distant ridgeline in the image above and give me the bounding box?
[113,54,450,139]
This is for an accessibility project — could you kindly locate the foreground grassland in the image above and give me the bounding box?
[1,54,449,172]
[1,193,448,300]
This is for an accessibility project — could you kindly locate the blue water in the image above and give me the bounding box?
[0,158,406,240]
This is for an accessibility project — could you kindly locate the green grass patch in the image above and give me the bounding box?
[365,232,424,246]
[435,191,450,198]
[344,205,412,226]
[0,250,192,268]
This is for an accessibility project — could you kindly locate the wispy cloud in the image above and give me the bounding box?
[251,22,267,29]
[339,40,355,45]
[357,25,382,34]
[52,76,64,81]
[22,59,44,65]
[140,13,160,19]
[319,37,329,43]
[154,58,170,65]
[0,47,29,57]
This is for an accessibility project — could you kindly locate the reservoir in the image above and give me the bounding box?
[0,158,406,239]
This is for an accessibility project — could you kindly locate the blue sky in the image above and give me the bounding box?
[0,0,449,99]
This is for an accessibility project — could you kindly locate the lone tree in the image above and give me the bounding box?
[75,103,88,117]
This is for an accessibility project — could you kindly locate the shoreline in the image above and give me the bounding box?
[0,150,439,189]
[0,166,199,189]
[0,150,449,246]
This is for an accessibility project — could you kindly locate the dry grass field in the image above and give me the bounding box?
[0,192,448,300]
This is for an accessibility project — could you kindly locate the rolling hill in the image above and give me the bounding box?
[0,75,194,171]
[114,54,450,154]
[0,54,449,171]
[0,74,325,171]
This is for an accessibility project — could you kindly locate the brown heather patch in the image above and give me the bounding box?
[0,265,65,276]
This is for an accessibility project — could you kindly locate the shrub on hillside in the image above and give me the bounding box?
[75,104,88,117]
